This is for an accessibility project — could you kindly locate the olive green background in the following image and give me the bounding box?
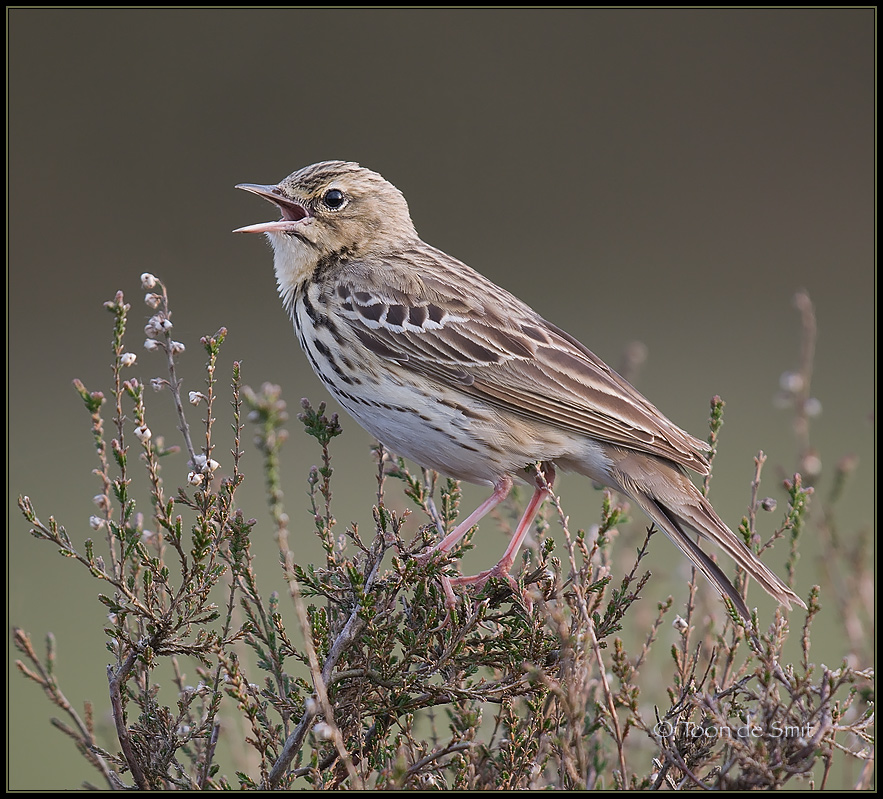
[8,9,873,789]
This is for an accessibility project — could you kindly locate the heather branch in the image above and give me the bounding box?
[265,543,387,787]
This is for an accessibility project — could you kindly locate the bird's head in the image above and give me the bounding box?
[235,161,418,296]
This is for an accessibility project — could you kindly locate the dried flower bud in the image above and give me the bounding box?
[189,391,206,405]
[144,292,162,309]
[779,371,804,394]
[188,471,204,486]
[169,340,186,356]
[144,316,164,337]
[801,452,823,478]
[804,397,822,418]
[313,722,333,740]
[120,352,137,367]
[140,272,158,289]
[760,497,777,512]
[150,378,165,392]
[89,515,105,530]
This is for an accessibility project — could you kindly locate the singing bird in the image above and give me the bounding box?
[235,160,804,621]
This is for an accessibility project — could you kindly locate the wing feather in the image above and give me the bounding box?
[332,255,711,475]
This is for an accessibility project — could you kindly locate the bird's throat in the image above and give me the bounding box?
[270,232,318,311]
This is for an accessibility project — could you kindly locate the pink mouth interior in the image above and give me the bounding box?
[279,200,308,222]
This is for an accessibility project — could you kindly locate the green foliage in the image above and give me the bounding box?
[13,277,874,789]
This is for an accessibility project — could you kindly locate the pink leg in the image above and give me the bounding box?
[417,474,514,561]
[448,479,550,589]
[441,463,556,611]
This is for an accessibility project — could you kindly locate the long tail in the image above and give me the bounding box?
[599,451,805,621]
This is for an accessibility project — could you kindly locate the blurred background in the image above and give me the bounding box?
[8,8,873,789]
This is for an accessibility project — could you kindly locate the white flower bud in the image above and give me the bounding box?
[313,722,333,740]
[188,471,205,486]
[145,316,164,337]
[134,424,152,442]
[150,378,165,392]
[89,515,105,530]
[207,458,220,472]
[120,352,137,367]
[192,454,207,470]
[804,397,822,418]
[145,315,172,338]
[140,272,158,289]
[169,341,186,356]
[801,453,823,477]
[144,293,162,309]
[189,391,206,405]
[779,371,804,394]
[672,615,689,633]
[144,339,161,352]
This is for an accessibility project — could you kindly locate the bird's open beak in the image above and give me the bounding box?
[234,183,311,234]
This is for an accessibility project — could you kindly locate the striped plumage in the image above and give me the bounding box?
[236,160,804,621]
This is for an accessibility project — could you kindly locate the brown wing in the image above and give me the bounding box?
[332,249,711,476]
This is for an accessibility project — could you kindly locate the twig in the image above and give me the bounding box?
[107,654,148,790]
[265,542,388,787]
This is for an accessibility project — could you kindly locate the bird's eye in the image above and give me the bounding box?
[323,188,346,209]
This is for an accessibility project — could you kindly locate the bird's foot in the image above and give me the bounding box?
[413,548,442,569]
[447,560,533,614]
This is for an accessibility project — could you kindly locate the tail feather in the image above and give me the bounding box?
[640,497,753,621]
[598,450,806,620]
[675,491,805,611]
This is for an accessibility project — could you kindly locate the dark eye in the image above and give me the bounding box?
[323,188,346,209]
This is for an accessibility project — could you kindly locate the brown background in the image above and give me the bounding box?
[8,8,874,789]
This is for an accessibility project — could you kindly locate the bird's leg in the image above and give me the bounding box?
[448,462,556,603]
[416,474,514,564]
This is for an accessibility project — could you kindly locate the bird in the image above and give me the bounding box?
[234,160,805,621]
